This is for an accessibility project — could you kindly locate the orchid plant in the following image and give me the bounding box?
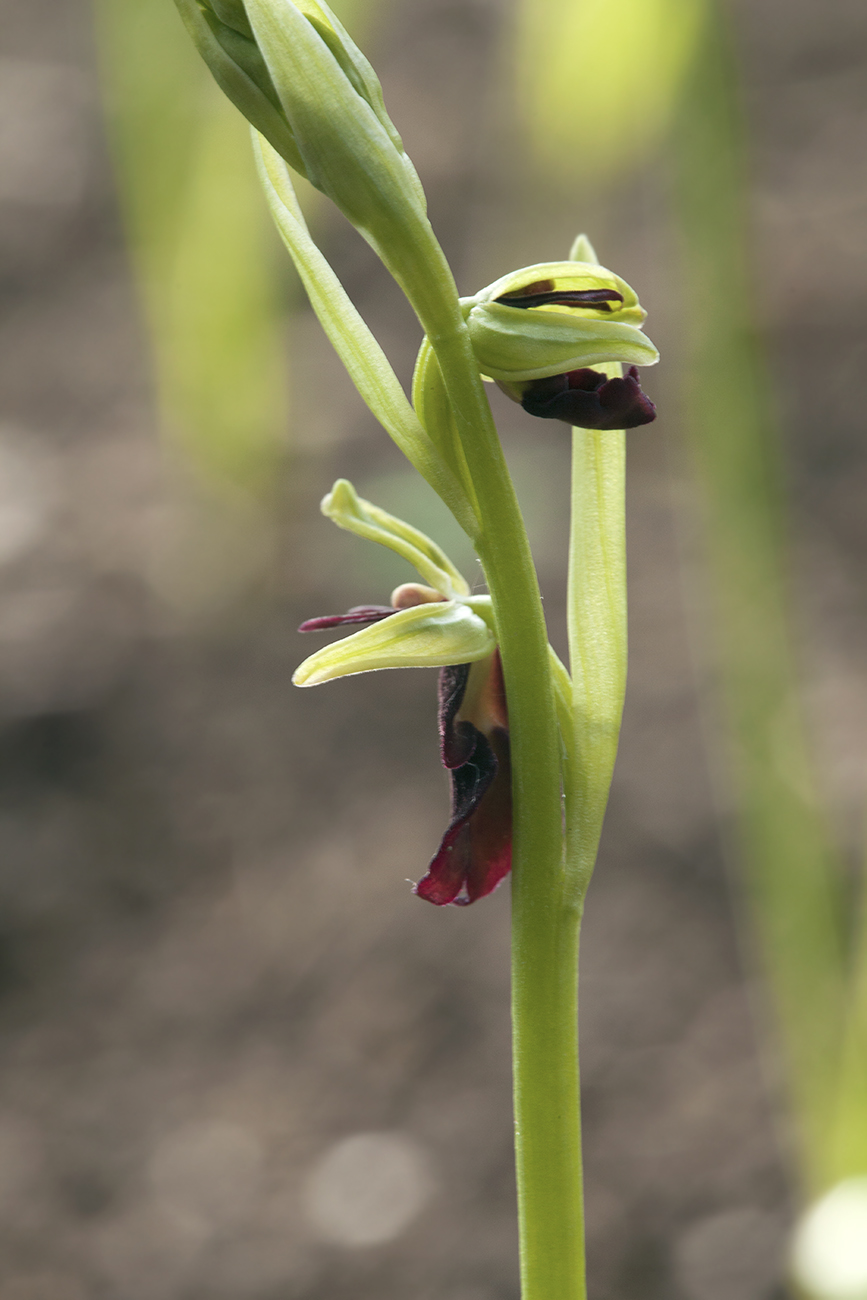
[172,1,659,1295]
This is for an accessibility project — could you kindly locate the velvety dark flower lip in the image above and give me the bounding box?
[496,286,625,312]
[298,605,394,632]
[293,480,507,903]
[415,653,512,907]
[521,364,656,430]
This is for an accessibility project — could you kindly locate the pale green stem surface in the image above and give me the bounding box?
[386,220,591,1299]
[674,3,845,1191]
[566,424,628,900]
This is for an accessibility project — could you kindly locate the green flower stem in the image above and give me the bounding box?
[522,421,628,1300]
[389,225,584,1299]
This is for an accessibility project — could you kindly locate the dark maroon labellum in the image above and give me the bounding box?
[415,653,511,906]
[521,365,656,430]
[416,726,511,906]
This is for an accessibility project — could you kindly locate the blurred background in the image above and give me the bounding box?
[0,0,865,1297]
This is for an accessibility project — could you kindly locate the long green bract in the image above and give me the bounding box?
[253,134,478,537]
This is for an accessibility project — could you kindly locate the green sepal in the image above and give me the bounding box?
[173,0,305,174]
[322,480,470,598]
[207,0,255,37]
[293,601,495,686]
[292,0,407,159]
[465,305,658,385]
[569,233,599,264]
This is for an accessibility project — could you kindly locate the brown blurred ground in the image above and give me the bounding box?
[0,0,865,1297]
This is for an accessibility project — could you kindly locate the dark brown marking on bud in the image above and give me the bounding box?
[502,278,554,297]
[496,288,624,312]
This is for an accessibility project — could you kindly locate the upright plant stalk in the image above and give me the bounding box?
[399,202,586,1300]
[262,114,573,1297]
[510,415,627,1300]
[673,3,845,1190]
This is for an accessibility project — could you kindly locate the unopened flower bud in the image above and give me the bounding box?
[175,0,427,263]
[462,260,658,385]
[175,0,305,173]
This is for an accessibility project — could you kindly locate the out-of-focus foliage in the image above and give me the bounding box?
[672,7,849,1194]
[513,0,709,182]
[92,0,380,609]
[94,0,287,500]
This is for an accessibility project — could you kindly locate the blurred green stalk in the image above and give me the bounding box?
[93,0,287,508]
[672,3,849,1193]
[829,846,867,1183]
[513,0,706,186]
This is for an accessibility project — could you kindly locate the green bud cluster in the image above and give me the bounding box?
[175,0,427,258]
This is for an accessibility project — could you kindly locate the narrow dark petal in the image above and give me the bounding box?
[298,605,394,632]
[415,727,511,906]
[496,288,624,312]
[437,664,476,769]
[521,365,656,430]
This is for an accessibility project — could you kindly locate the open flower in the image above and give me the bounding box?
[462,258,658,429]
[293,480,511,905]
